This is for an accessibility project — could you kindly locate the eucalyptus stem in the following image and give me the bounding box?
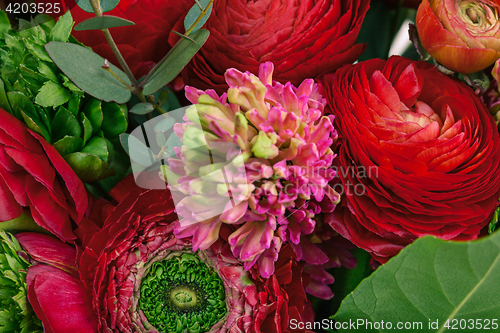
[141,0,214,86]
[88,0,140,89]
[185,0,214,37]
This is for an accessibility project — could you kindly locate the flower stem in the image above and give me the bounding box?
[88,0,139,89]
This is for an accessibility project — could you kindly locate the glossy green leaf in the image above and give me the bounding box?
[35,81,70,107]
[38,61,59,83]
[75,0,121,13]
[83,97,103,134]
[80,112,93,145]
[0,11,10,35]
[120,133,155,166]
[0,77,12,113]
[64,152,115,182]
[24,39,52,62]
[45,42,132,103]
[101,102,128,138]
[97,137,131,193]
[184,0,213,34]
[51,106,81,142]
[7,91,35,120]
[53,136,83,156]
[142,29,209,95]
[129,102,154,115]
[81,136,111,163]
[49,11,74,42]
[74,16,135,31]
[20,109,51,142]
[334,233,500,332]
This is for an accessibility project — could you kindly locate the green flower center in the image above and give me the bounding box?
[139,253,227,333]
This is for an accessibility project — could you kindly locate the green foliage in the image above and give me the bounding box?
[334,233,500,332]
[0,11,129,183]
[0,231,42,333]
[184,0,213,35]
[75,0,121,13]
[142,29,210,95]
[45,42,132,103]
[74,16,135,31]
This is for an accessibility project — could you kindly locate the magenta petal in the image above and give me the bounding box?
[28,268,98,333]
[16,232,78,277]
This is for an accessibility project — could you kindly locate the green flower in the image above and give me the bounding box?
[139,253,227,333]
[0,231,42,332]
[0,11,128,184]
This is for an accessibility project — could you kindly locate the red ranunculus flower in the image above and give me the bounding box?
[67,0,192,78]
[184,0,370,92]
[0,109,87,242]
[77,176,314,332]
[16,232,98,333]
[323,56,500,263]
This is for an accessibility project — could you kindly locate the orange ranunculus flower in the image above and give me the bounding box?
[416,0,500,73]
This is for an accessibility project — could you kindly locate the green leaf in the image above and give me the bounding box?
[51,106,82,142]
[81,136,111,163]
[75,0,121,13]
[0,77,12,113]
[45,42,132,103]
[0,11,11,35]
[80,112,93,145]
[120,133,155,166]
[153,115,175,132]
[97,137,131,193]
[142,29,209,95]
[49,11,74,42]
[334,233,500,332]
[38,61,59,83]
[184,0,213,35]
[53,136,83,156]
[24,39,52,62]
[7,91,35,121]
[101,102,128,138]
[20,109,51,142]
[74,16,135,31]
[129,102,154,115]
[64,152,115,182]
[35,81,70,107]
[83,97,103,134]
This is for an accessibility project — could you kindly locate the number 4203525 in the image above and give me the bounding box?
[444,318,499,330]
[6,2,61,14]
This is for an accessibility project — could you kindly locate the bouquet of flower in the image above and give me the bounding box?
[0,0,500,332]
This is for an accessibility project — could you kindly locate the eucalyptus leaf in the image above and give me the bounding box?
[74,16,135,31]
[130,102,154,115]
[334,233,500,332]
[120,133,156,167]
[75,0,121,13]
[184,0,213,34]
[45,42,132,103]
[142,29,209,96]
